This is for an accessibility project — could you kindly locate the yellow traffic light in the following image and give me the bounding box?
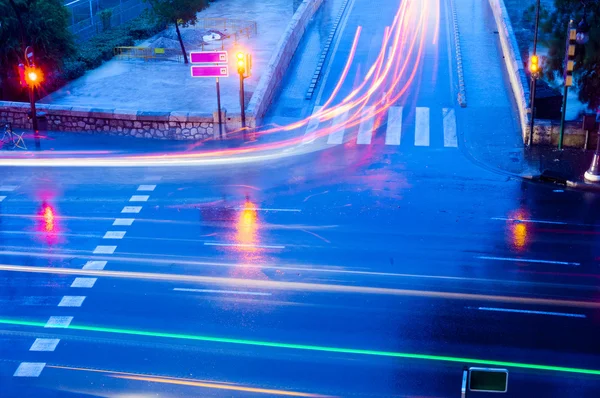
[236,52,244,60]
[529,55,539,74]
[236,52,246,74]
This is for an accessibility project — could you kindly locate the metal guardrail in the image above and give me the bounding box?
[114,46,183,62]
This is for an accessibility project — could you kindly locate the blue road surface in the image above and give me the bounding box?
[2,0,600,396]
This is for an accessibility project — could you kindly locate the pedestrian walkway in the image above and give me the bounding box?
[300,105,458,149]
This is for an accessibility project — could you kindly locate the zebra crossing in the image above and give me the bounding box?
[302,106,458,148]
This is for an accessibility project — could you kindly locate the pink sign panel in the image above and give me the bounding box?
[190,51,228,64]
[190,65,229,78]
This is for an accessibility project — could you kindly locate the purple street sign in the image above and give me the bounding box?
[190,51,228,64]
[191,65,229,78]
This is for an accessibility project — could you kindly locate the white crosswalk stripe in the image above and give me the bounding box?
[385,106,402,146]
[302,106,323,144]
[327,109,350,145]
[357,106,375,145]
[443,108,458,147]
[414,107,430,146]
[301,106,458,148]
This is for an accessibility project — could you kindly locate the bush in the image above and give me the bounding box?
[61,60,87,80]
[129,11,165,40]
[57,10,163,81]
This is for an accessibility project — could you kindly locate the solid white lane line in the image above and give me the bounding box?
[71,277,97,288]
[477,256,580,266]
[93,246,116,254]
[58,296,86,307]
[415,107,430,146]
[113,218,134,226]
[356,108,375,145]
[327,109,350,145]
[174,288,271,296]
[443,108,458,147]
[204,242,285,249]
[385,106,403,146]
[130,195,149,202]
[13,362,45,377]
[103,231,126,239]
[121,206,142,214]
[491,217,568,225]
[232,207,301,212]
[137,185,156,192]
[0,196,6,202]
[82,261,107,270]
[0,186,17,192]
[302,106,323,144]
[477,307,586,318]
[30,338,60,352]
[45,316,73,328]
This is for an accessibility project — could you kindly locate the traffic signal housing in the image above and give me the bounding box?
[529,55,540,74]
[235,52,252,76]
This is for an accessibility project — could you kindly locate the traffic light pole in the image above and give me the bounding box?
[216,77,223,140]
[529,77,536,146]
[239,71,246,136]
[29,85,40,150]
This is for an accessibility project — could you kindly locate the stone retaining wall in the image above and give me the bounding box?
[0,102,218,140]
[532,119,598,149]
[488,0,531,141]
[247,0,325,122]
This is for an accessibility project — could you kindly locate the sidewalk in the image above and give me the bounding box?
[39,0,294,114]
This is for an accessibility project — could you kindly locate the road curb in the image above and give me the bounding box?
[305,0,351,99]
[448,0,467,108]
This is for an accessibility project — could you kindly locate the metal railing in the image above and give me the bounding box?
[114,46,183,62]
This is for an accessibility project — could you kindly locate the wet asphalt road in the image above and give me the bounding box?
[1,0,600,396]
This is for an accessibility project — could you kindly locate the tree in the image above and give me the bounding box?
[0,0,75,99]
[146,0,209,64]
[533,0,600,110]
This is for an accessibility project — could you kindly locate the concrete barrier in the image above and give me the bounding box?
[247,0,324,124]
[488,0,531,142]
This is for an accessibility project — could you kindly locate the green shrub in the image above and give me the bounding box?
[61,60,87,80]
[129,11,165,40]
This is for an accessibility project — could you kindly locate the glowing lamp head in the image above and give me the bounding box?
[529,55,539,74]
[24,67,43,86]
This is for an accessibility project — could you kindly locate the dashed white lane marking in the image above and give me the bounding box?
[477,256,580,266]
[232,207,301,212]
[491,217,567,225]
[204,242,285,249]
[415,107,430,146]
[103,231,126,239]
[122,206,142,214]
[327,109,350,145]
[71,277,97,288]
[174,288,271,296]
[113,218,134,226]
[477,307,586,318]
[442,108,458,147]
[45,316,73,328]
[302,106,323,144]
[137,185,156,192]
[58,296,86,307]
[13,362,45,377]
[93,246,116,254]
[0,186,17,192]
[129,195,149,202]
[385,106,403,146]
[30,338,60,352]
[83,261,107,270]
[356,108,375,145]
[0,196,6,202]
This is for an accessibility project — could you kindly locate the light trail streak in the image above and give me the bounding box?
[46,365,327,397]
[0,320,598,376]
[0,264,599,308]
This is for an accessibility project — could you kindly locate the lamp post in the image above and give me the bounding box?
[528,0,541,146]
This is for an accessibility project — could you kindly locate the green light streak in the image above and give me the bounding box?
[1,318,598,376]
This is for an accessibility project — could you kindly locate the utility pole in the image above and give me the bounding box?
[559,20,576,150]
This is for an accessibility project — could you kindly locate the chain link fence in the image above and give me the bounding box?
[65,0,150,41]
